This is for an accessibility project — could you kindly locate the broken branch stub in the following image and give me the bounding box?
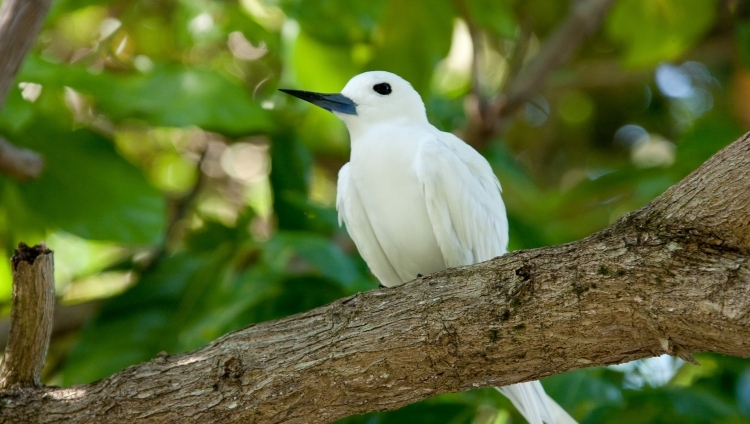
[0,242,55,389]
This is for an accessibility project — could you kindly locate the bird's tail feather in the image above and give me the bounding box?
[496,381,577,424]
[546,393,577,424]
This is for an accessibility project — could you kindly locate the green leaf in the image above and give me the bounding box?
[265,232,363,289]
[19,56,273,136]
[281,192,340,235]
[606,0,717,67]
[259,275,348,318]
[4,119,166,245]
[91,66,272,135]
[0,247,12,303]
[292,30,358,93]
[47,0,113,20]
[544,369,625,420]
[676,113,744,171]
[176,264,281,345]
[465,0,517,39]
[61,248,229,385]
[738,22,750,69]
[584,387,741,423]
[269,131,313,231]
[280,0,385,44]
[368,0,454,95]
[185,220,241,253]
[337,401,474,424]
[0,85,35,133]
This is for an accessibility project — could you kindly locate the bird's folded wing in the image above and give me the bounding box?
[415,132,509,267]
[337,163,402,286]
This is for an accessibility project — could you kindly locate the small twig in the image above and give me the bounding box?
[452,0,492,143]
[672,342,700,366]
[500,0,617,116]
[504,22,533,91]
[0,242,55,389]
[461,0,617,147]
[468,24,487,117]
[0,137,44,180]
[166,148,210,242]
[139,148,210,272]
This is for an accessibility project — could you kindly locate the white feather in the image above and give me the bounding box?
[329,71,576,424]
[415,129,508,266]
[337,163,402,285]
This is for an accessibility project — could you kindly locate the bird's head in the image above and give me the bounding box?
[280,71,427,130]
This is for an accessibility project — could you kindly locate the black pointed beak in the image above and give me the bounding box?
[279,89,357,115]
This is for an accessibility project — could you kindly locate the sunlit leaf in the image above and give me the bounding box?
[606,0,717,67]
[368,0,454,95]
[19,55,273,135]
[465,0,517,39]
[280,0,385,44]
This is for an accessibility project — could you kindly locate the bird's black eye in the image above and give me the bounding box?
[373,83,392,95]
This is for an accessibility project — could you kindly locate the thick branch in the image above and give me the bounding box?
[0,243,55,389]
[0,133,749,422]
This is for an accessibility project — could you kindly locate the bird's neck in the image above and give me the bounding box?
[344,115,429,145]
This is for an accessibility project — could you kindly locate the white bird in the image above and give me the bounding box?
[281,71,576,424]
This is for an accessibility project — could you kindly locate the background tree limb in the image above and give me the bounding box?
[499,0,618,118]
[0,0,52,106]
[462,0,618,147]
[0,131,748,422]
[0,0,51,180]
[0,137,44,181]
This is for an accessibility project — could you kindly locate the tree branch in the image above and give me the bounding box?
[500,0,617,116]
[0,0,52,106]
[0,132,749,422]
[0,243,55,389]
[0,137,44,181]
[462,0,617,146]
[0,0,52,180]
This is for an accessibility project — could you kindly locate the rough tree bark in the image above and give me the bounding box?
[0,130,748,422]
[0,243,55,389]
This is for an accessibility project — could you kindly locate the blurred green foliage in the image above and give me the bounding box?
[0,0,749,422]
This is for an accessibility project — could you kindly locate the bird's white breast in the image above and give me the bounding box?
[348,123,446,285]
